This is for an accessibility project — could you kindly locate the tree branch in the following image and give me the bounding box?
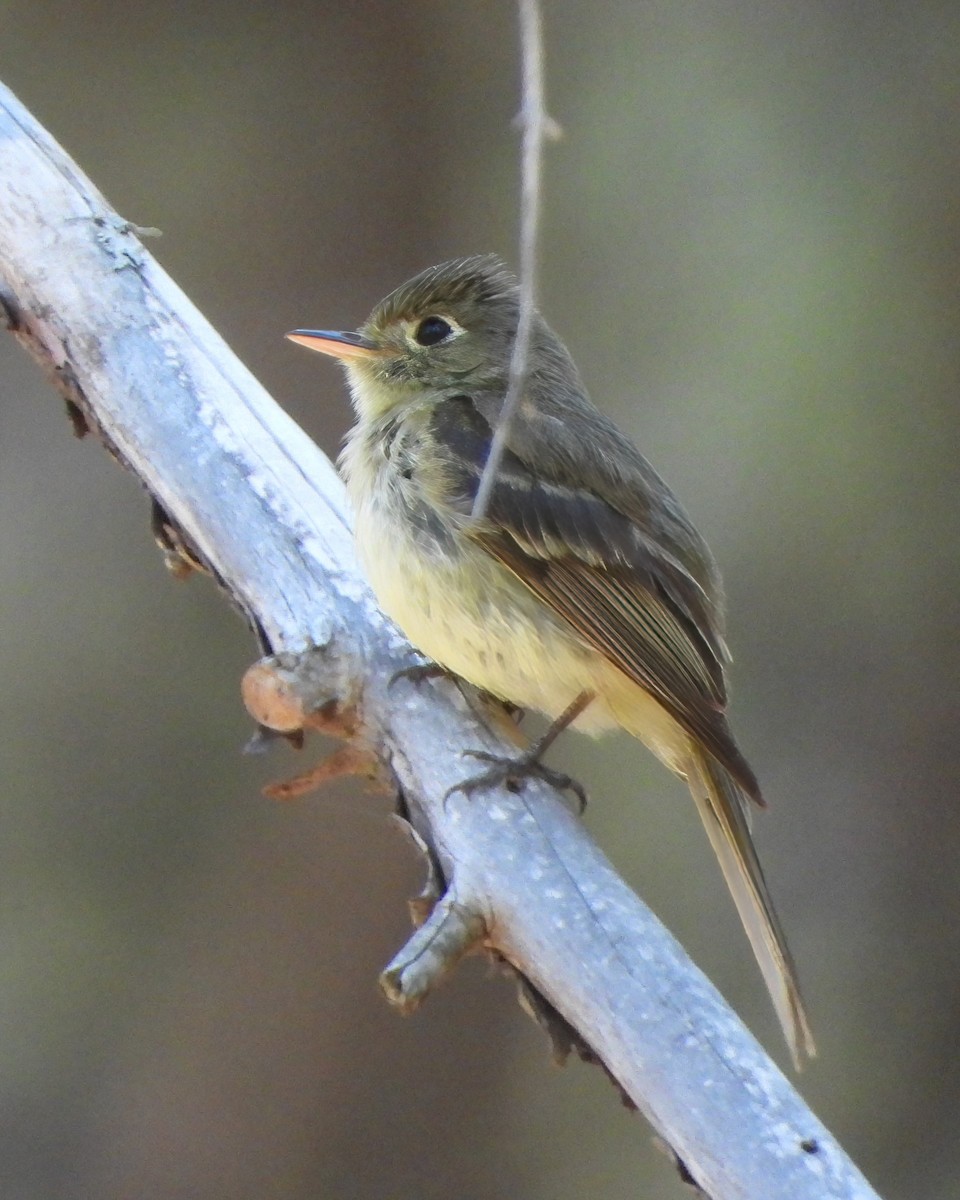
[0,80,880,1200]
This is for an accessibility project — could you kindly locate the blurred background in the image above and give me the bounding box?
[0,1,958,1196]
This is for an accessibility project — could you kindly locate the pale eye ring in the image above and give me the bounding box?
[414,315,454,347]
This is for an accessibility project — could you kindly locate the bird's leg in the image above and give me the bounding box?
[446,690,595,812]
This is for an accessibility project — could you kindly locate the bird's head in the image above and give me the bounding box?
[287,255,523,419]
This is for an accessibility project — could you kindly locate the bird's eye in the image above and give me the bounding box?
[414,316,453,347]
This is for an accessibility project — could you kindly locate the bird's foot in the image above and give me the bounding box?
[390,663,523,726]
[389,661,453,688]
[445,745,588,814]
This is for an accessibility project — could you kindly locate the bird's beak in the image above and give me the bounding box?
[286,329,387,361]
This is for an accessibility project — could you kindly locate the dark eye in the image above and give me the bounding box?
[414,316,453,347]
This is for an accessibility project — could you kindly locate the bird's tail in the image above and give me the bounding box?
[685,745,816,1069]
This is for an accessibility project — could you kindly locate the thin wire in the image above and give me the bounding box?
[471,0,557,521]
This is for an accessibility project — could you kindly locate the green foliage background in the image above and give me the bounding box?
[1,3,958,1196]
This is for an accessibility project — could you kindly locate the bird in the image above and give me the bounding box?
[287,254,815,1067]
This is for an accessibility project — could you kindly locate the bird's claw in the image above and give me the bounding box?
[444,748,588,814]
[389,661,452,688]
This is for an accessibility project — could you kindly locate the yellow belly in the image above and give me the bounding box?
[358,498,584,706]
[341,416,686,766]
[353,487,685,766]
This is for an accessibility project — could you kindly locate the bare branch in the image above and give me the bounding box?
[472,0,558,520]
[0,79,881,1200]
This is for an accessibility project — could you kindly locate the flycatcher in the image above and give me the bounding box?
[288,255,815,1067]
